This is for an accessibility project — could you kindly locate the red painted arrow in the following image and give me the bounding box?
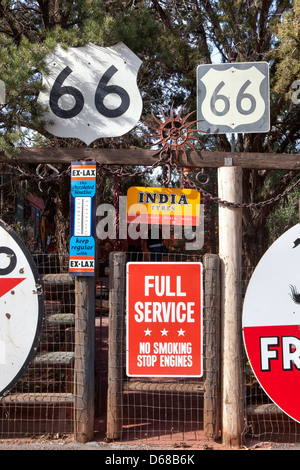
[0,278,25,298]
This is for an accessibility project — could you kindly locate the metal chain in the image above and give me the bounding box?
[2,153,300,209]
[0,161,70,184]
[173,160,300,209]
[98,153,300,210]
[97,151,172,180]
[188,171,300,209]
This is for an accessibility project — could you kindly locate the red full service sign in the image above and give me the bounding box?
[126,262,203,377]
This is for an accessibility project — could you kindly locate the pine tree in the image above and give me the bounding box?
[0,0,299,264]
[138,0,300,266]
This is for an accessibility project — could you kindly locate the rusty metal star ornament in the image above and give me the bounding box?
[146,103,205,161]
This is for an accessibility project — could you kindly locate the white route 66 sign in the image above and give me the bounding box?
[38,42,143,145]
[197,62,270,134]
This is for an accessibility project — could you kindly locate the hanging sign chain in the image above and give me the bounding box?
[1,99,299,209]
[175,160,300,209]
[2,150,300,210]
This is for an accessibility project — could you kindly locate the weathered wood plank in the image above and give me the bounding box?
[106,252,126,441]
[42,273,74,285]
[123,381,204,393]
[74,276,95,443]
[247,404,282,415]
[1,393,74,404]
[203,254,221,440]
[46,313,75,325]
[33,351,74,365]
[1,147,299,169]
[218,167,244,448]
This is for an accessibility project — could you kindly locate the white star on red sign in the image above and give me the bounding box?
[161,328,168,336]
[178,328,185,336]
[144,328,152,336]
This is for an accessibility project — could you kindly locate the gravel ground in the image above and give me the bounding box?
[0,437,203,451]
[0,436,230,451]
[0,437,298,451]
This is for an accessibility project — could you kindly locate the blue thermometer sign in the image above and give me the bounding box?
[69,161,96,276]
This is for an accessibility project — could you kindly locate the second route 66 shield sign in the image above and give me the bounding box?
[197,62,270,134]
[0,220,43,397]
[38,42,143,145]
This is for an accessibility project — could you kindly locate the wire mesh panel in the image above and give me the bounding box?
[122,382,205,444]
[0,253,77,437]
[3,249,300,445]
[105,251,220,447]
[242,267,300,445]
[245,369,300,444]
[104,254,300,447]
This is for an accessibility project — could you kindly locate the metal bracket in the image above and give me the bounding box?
[224,157,233,166]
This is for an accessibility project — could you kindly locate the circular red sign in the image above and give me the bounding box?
[243,224,300,422]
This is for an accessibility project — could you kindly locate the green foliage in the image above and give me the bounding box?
[267,182,300,243]
[103,7,160,54]
[0,0,109,156]
[0,0,299,262]
[272,0,300,98]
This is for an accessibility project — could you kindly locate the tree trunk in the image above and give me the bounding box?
[54,173,70,270]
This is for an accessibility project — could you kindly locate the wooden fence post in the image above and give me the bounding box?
[203,253,221,439]
[106,251,126,440]
[74,276,95,443]
[218,166,244,448]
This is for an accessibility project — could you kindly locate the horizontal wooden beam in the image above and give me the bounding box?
[0,147,299,170]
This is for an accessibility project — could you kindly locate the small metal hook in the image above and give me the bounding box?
[162,163,172,187]
[195,168,210,186]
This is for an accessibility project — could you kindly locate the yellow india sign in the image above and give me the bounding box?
[127,187,200,225]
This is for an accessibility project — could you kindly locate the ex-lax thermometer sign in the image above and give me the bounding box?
[69,161,96,275]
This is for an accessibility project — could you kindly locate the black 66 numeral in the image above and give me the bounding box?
[50,65,130,119]
[210,79,256,116]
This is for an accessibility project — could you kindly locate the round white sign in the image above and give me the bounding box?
[243,224,300,422]
[0,220,43,396]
